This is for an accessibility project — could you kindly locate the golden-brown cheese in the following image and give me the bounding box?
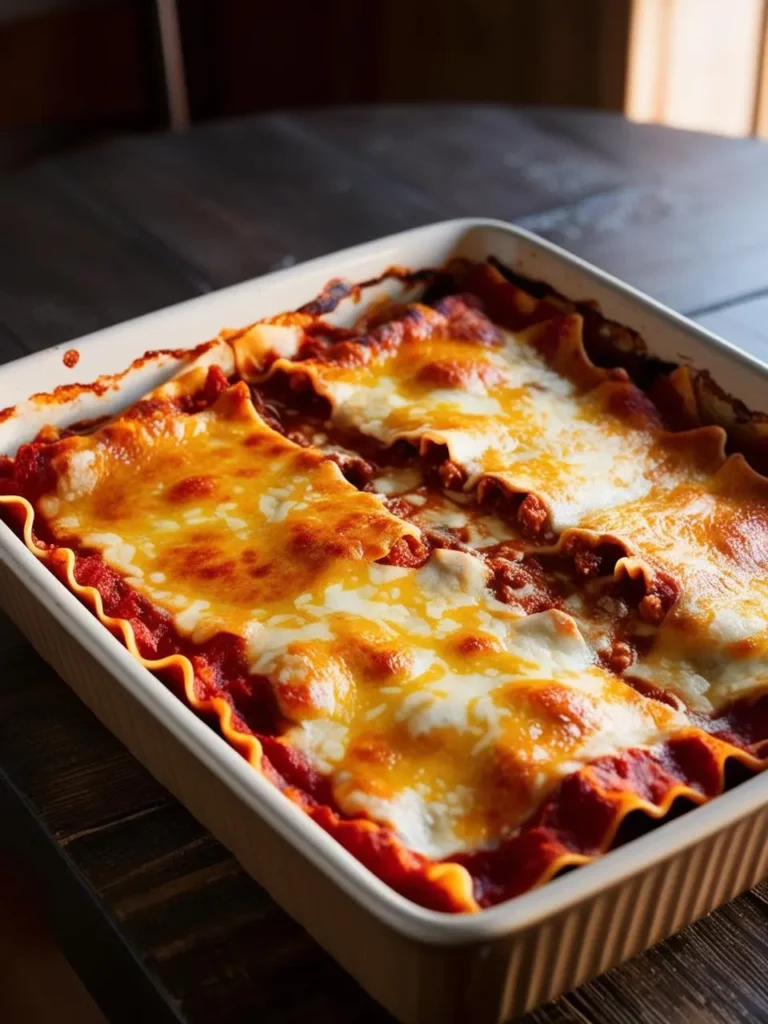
[287,564,684,856]
[25,299,766,862]
[575,454,768,714]
[39,382,417,644]
[255,303,768,720]
[12,268,768,905]
[264,315,696,531]
[36,384,685,857]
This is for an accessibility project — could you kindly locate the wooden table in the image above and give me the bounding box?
[2,106,768,1024]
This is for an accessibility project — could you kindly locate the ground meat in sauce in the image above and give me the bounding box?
[637,572,679,625]
[559,535,638,582]
[12,259,768,923]
[486,554,567,614]
[246,361,679,691]
[516,493,550,540]
[383,496,419,521]
[236,292,688,696]
[437,459,466,491]
[599,639,635,675]
[573,549,602,580]
[380,534,431,569]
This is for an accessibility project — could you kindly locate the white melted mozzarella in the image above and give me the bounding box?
[371,467,423,495]
[56,449,100,502]
[293,326,671,529]
[630,632,768,715]
[582,473,768,715]
[275,552,684,858]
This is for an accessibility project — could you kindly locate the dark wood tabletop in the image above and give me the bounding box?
[3,105,768,1024]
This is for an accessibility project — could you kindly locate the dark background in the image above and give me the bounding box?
[0,0,630,170]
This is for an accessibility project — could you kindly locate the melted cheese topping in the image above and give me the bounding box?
[371,468,519,548]
[579,456,768,714]
[41,383,416,643]
[34,385,684,857]
[269,318,695,530]
[275,552,682,857]
[29,287,768,866]
[262,303,768,721]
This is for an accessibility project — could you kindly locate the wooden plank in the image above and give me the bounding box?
[289,105,629,220]
[532,106,765,176]
[516,180,768,315]
[0,165,205,349]
[594,0,634,110]
[0,769,182,1024]
[3,108,767,353]
[694,293,768,362]
[518,110,768,313]
[290,107,768,314]
[0,322,26,364]
[41,114,443,298]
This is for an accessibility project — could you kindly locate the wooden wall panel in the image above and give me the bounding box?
[0,3,146,130]
[200,0,632,116]
[3,0,768,148]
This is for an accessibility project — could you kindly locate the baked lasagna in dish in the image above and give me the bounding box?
[2,258,768,913]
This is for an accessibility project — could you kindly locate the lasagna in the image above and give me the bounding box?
[2,258,768,913]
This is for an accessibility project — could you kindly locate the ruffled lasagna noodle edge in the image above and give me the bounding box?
[2,492,767,912]
[3,262,768,912]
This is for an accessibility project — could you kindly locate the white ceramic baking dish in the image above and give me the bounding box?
[3,218,768,1024]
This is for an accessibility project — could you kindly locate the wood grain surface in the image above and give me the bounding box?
[2,106,768,1024]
